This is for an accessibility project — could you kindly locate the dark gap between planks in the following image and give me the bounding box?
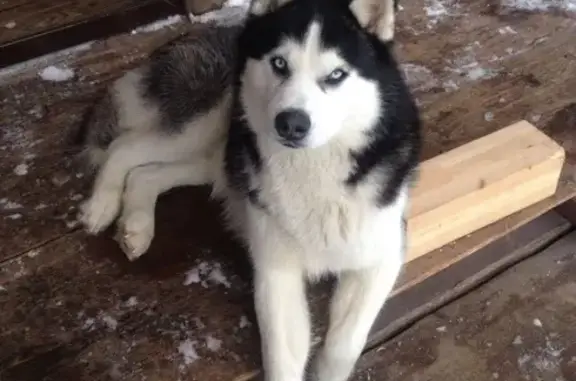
[0,0,186,69]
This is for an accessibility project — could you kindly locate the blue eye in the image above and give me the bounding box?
[324,68,348,86]
[270,56,289,76]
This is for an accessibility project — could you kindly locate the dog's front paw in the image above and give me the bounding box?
[116,210,155,261]
[79,188,122,234]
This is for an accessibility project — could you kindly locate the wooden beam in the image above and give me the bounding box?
[406,120,565,261]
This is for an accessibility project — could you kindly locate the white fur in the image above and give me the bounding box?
[81,1,406,380]
[79,73,232,248]
[241,22,381,149]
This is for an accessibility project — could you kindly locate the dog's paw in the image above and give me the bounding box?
[79,189,122,234]
[116,210,155,261]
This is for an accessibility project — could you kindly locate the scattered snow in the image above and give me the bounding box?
[5,21,16,29]
[517,336,565,379]
[35,203,48,210]
[0,199,22,210]
[188,0,250,25]
[124,296,138,307]
[178,339,200,365]
[39,65,75,82]
[51,174,70,186]
[183,261,231,288]
[445,44,499,85]
[239,315,251,329]
[502,0,576,12]
[13,163,28,176]
[530,113,542,122]
[183,267,202,286]
[26,249,40,258]
[101,314,118,330]
[436,326,447,332]
[83,318,96,330]
[131,15,184,34]
[207,264,231,288]
[424,0,459,28]
[70,193,84,201]
[498,26,518,34]
[7,213,22,220]
[205,335,222,352]
[401,63,439,92]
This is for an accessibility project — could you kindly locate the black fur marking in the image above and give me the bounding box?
[143,26,241,132]
[224,101,266,209]
[234,0,420,209]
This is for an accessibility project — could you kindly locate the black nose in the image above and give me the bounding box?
[274,109,311,142]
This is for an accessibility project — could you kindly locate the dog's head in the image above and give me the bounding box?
[237,0,401,149]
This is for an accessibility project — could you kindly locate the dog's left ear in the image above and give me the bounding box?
[248,0,292,16]
[348,0,396,42]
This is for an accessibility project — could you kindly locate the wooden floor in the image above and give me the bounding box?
[1,0,576,380]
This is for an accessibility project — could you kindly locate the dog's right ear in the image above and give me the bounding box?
[349,0,397,42]
[248,0,292,16]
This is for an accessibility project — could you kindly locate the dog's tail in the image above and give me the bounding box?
[71,89,120,171]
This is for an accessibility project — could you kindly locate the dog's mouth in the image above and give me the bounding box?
[278,138,305,149]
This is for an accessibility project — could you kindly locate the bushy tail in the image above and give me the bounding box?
[71,90,120,171]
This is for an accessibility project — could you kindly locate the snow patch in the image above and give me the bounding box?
[436,326,447,332]
[7,214,22,220]
[484,111,494,122]
[26,249,40,258]
[498,26,518,34]
[13,163,28,176]
[178,339,200,365]
[239,315,251,329]
[183,261,231,288]
[502,0,576,12]
[0,40,87,84]
[0,199,23,210]
[425,0,459,28]
[188,0,250,25]
[533,318,543,327]
[205,335,222,352]
[101,314,118,330]
[124,296,138,307]
[5,21,16,29]
[131,15,184,34]
[517,336,565,379]
[39,65,75,82]
[401,63,439,92]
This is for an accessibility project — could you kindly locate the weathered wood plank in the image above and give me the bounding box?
[0,188,260,381]
[0,0,174,45]
[355,230,576,381]
[368,211,571,346]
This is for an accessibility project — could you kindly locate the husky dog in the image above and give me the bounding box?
[77,0,421,380]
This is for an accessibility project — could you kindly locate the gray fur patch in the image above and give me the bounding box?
[142,25,241,132]
[76,90,119,149]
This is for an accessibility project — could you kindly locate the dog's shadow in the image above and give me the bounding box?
[83,186,253,284]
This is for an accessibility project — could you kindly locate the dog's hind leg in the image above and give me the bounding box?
[313,234,404,381]
[116,157,216,261]
[79,133,195,234]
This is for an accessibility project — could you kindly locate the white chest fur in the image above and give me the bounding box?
[239,140,407,277]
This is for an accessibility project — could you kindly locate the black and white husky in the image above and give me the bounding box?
[77,0,421,380]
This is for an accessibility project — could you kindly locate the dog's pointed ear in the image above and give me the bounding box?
[248,0,292,16]
[348,0,397,41]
